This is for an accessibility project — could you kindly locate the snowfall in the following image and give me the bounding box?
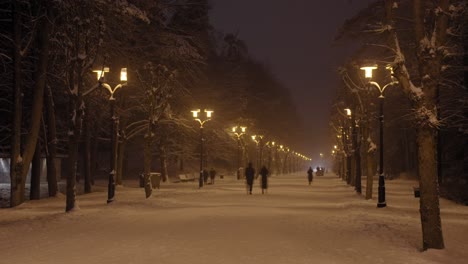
[1,172,467,264]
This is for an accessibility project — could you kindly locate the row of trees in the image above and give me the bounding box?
[332,0,467,250]
[0,1,304,209]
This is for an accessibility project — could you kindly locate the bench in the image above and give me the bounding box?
[178,174,196,182]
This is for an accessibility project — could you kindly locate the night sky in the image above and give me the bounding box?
[209,0,375,161]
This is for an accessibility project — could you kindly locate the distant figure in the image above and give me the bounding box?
[203,169,209,184]
[307,167,313,185]
[237,167,243,180]
[245,162,255,194]
[259,166,269,194]
[209,168,217,185]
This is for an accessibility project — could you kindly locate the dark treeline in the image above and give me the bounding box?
[0,0,304,208]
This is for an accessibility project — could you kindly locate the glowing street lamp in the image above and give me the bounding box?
[360,64,398,208]
[192,109,213,188]
[251,135,264,176]
[232,126,246,179]
[93,67,128,204]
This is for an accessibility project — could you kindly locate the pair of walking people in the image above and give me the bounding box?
[245,162,269,194]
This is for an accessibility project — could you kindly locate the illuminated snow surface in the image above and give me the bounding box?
[1,173,467,264]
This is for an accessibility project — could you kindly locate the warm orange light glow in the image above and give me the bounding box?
[191,109,200,118]
[120,68,127,82]
[93,67,109,80]
[344,108,352,116]
[205,110,213,118]
[360,66,377,79]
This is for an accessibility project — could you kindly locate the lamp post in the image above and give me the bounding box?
[266,141,275,174]
[319,152,324,168]
[232,126,246,179]
[192,109,213,188]
[93,67,127,204]
[360,65,398,208]
[251,135,263,176]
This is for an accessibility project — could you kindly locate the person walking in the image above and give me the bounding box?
[307,167,313,185]
[259,165,269,194]
[245,162,255,194]
[209,168,216,185]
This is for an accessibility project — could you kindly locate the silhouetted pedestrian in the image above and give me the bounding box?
[259,166,269,194]
[245,162,255,194]
[209,168,216,185]
[307,167,313,185]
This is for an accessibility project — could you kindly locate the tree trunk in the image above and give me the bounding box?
[10,2,49,207]
[83,114,92,193]
[45,85,58,197]
[10,0,24,207]
[66,93,84,211]
[143,133,153,198]
[65,84,84,211]
[350,112,357,188]
[179,158,184,171]
[30,139,41,200]
[355,131,362,194]
[413,0,447,250]
[90,123,99,185]
[361,120,374,199]
[418,127,444,249]
[159,145,168,182]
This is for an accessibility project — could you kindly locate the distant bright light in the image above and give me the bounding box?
[191,109,200,118]
[120,68,127,82]
[360,66,377,79]
[205,110,213,118]
[93,67,109,80]
[344,108,352,116]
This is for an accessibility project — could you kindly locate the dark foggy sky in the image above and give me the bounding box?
[209,0,375,160]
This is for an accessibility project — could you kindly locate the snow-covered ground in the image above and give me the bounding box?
[1,173,467,264]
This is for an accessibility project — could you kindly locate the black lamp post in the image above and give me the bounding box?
[94,67,127,204]
[192,109,213,188]
[251,135,263,176]
[360,65,398,208]
[266,141,275,174]
[232,126,246,180]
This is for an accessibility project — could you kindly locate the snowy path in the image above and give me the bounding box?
[1,173,467,264]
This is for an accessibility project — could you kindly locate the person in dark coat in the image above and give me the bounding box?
[209,168,216,185]
[259,166,269,194]
[307,167,313,185]
[245,162,255,194]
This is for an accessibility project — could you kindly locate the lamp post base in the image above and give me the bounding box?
[377,173,386,208]
[377,202,386,208]
[199,172,203,188]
